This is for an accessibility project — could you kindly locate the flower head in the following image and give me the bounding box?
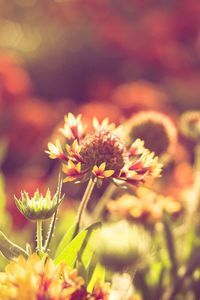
[125,111,177,159]
[46,113,162,186]
[180,110,200,142]
[15,189,62,220]
[0,254,109,300]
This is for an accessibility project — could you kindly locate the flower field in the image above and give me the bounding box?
[0,1,200,299]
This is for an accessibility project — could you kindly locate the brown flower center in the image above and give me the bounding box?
[80,129,125,173]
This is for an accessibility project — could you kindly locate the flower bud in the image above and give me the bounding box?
[15,189,62,221]
[95,222,150,273]
[180,110,200,142]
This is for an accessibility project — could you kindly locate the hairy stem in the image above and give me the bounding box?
[37,220,43,252]
[43,169,63,252]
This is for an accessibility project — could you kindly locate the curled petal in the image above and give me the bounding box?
[45,140,68,161]
[60,113,84,141]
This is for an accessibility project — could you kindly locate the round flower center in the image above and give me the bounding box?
[80,129,126,173]
[130,121,170,156]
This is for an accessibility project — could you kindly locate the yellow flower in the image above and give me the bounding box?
[0,254,109,300]
[47,113,162,186]
[92,162,114,179]
[108,188,183,226]
[46,139,68,161]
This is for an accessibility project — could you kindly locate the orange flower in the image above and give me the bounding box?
[108,188,183,226]
[46,139,68,161]
[0,254,109,300]
[47,113,162,186]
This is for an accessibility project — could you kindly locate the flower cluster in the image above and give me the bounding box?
[0,254,109,300]
[108,188,183,226]
[46,113,162,186]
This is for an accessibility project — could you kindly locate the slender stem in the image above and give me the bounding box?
[44,168,63,252]
[37,220,43,252]
[74,177,97,237]
[191,143,200,213]
[92,183,116,221]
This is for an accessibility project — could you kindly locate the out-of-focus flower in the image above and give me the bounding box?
[0,253,109,300]
[15,189,62,220]
[111,81,167,112]
[108,188,183,226]
[180,110,200,142]
[125,111,177,160]
[0,53,32,102]
[46,113,162,186]
[60,113,85,142]
[94,222,150,272]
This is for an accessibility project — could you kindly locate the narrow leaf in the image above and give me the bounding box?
[54,222,101,268]
[54,229,87,267]
[87,262,105,293]
[0,231,28,260]
[55,222,77,258]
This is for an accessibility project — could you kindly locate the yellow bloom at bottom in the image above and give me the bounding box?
[0,254,109,300]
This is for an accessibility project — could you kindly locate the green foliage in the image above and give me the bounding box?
[0,231,28,260]
[54,222,101,269]
[87,262,105,293]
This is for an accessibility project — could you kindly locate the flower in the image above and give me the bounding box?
[107,188,183,226]
[94,222,150,272]
[180,110,200,142]
[46,113,162,186]
[60,113,85,142]
[46,139,68,161]
[125,111,177,159]
[0,254,109,300]
[15,189,62,220]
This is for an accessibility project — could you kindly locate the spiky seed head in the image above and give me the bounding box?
[80,129,126,175]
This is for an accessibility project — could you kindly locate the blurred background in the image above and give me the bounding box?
[0,0,200,232]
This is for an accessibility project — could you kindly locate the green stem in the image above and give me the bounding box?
[44,168,63,252]
[92,183,116,221]
[161,248,200,300]
[163,215,177,277]
[74,177,97,237]
[37,220,43,252]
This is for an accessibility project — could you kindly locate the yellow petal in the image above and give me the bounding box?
[104,170,114,177]
[76,163,81,173]
[63,176,76,182]
[92,165,99,173]
[99,162,106,171]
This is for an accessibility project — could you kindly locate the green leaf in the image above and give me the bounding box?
[55,222,77,258]
[54,222,101,268]
[80,222,101,270]
[87,262,105,293]
[0,231,28,260]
